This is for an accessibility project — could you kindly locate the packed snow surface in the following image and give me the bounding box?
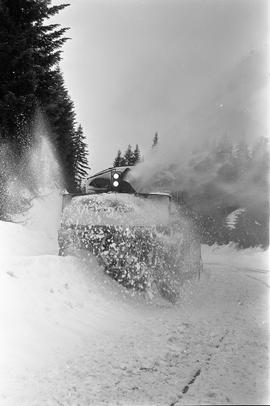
[0,208,269,405]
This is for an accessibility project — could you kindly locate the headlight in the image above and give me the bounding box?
[113,180,119,187]
[113,173,120,179]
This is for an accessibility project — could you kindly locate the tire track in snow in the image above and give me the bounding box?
[245,274,270,288]
[169,330,229,406]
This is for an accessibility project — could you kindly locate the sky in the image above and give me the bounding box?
[52,0,268,174]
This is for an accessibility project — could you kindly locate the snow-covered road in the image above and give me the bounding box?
[0,219,269,405]
[0,258,268,405]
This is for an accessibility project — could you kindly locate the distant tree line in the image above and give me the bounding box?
[172,136,269,249]
[113,144,141,167]
[118,132,268,248]
[0,0,89,219]
[112,133,158,167]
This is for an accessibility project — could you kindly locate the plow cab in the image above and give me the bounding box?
[58,167,202,302]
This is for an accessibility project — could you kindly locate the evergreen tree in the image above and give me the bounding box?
[132,144,141,164]
[213,135,233,166]
[0,1,89,218]
[41,66,85,192]
[123,144,133,166]
[0,0,69,151]
[113,150,123,167]
[113,144,141,167]
[72,124,89,191]
[152,132,158,148]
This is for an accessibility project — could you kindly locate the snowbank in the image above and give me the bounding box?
[202,243,269,271]
[0,213,268,405]
[0,220,57,256]
[0,218,148,398]
[0,192,62,257]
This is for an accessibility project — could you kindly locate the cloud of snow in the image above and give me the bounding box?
[20,113,64,247]
[62,193,171,227]
[28,112,63,193]
[1,110,64,255]
[127,48,268,212]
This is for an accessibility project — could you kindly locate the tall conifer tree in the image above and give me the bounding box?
[113,150,123,167]
[73,124,89,190]
[152,132,158,148]
[123,144,133,166]
[131,144,141,165]
[0,0,89,217]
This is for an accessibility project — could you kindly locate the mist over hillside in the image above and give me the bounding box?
[128,48,268,248]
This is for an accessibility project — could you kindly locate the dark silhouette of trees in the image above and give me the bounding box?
[113,144,141,167]
[132,144,141,165]
[173,136,269,248]
[0,0,89,218]
[72,124,89,190]
[123,144,133,166]
[152,132,158,148]
[113,150,123,167]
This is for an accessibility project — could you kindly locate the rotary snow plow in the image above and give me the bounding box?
[58,166,202,302]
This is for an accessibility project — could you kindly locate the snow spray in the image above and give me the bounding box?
[23,111,64,238]
[127,48,268,214]
[1,110,64,253]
